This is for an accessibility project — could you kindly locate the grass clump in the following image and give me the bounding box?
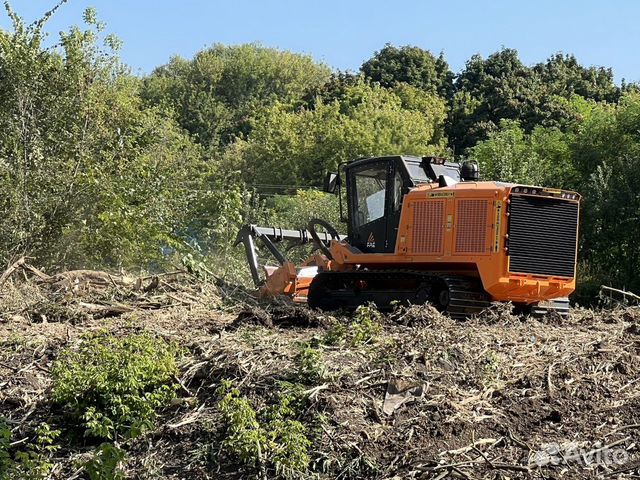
[324,304,382,346]
[51,331,179,440]
[216,380,311,479]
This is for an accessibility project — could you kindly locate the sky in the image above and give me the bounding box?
[1,0,639,83]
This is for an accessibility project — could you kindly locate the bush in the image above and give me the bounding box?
[51,332,179,440]
[84,443,125,480]
[0,421,60,480]
[323,305,382,347]
[0,419,10,477]
[216,380,311,479]
[296,346,329,384]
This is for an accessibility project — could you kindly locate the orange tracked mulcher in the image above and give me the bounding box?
[236,155,580,318]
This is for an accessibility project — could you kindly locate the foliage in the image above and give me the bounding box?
[84,443,125,480]
[0,419,10,477]
[449,48,620,151]
[51,332,179,440]
[216,380,311,479]
[266,190,341,230]
[296,345,329,384]
[361,44,454,101]
[533,53,619,103]
[0,422,60,480]
[0,2,234,270]
[324,305,382,346]
[470,119,575,186]
[230,79,447,186]
[142,43,331,149]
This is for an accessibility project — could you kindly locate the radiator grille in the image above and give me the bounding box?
[508,195,578,277]
[411,200,444,254]
[455,200,488,254]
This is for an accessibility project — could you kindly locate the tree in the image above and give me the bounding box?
[229,80,448,187]
[449,48,541,151]
[361,44,454,101]
[449,49,622,153]
[533,53,619,103]
[469,120,575,187]
[0,3,244,269]
[141,44,332,149]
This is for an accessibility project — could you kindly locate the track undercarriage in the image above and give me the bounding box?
[308,271,492,320]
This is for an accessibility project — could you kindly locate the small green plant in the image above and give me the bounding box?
[479,350,502,387]
[9,423,60,480]
[51,332,179,440]
[0,418,11,477]
[296,345,329,384]
[84,443,125,480]
[323,305,382,347]
[216,380,311,479]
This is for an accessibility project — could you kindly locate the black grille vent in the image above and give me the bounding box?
[508,195,578,277]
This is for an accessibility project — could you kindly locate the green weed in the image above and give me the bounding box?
[216,380,311,479]
[323,304,382,347]
[84,443,126,480]
[51,331,179,440]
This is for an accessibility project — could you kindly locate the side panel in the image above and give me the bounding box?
[453,199,491,255]
[409,200,445,255]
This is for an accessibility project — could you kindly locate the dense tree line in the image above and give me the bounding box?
[0,4,638,295]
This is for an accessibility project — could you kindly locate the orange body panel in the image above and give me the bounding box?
[327,181,580,304]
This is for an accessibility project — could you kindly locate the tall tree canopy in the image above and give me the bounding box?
[141,44,331,149]
[361,44,454,101]
[229,80,447,186]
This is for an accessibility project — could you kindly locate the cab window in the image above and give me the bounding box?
[354,164,387,227]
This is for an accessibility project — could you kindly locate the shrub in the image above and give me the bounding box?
[51,332,179,440]
[323,305,382,346]
[0,419,10,477]
[296,346,329,384]
[1,422,60,480]
[216,381,311,479]
[84,443,126,480]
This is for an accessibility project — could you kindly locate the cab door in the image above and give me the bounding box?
[348,160,393,253]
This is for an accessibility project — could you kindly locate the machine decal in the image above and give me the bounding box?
[366,232,376,249]
[494,200,503,252]
[428,192,454,198]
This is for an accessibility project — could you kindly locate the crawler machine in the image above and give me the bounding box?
[236,156,580,318]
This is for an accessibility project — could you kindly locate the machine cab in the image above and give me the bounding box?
[341,155,471,253]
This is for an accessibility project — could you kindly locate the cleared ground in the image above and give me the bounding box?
[1,268,639,479]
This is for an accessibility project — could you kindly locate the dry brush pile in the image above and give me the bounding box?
[0,261,639,479]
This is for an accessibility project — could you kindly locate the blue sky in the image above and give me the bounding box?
[2,1,639,83]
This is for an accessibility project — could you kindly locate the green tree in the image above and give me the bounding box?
[361,44,454,100]
[141,44,331,149]
[229,80,448,187]
[449,48,540,151]
[533,53,619,103]
[470,120,575,188]
[0,3,242,269]
[449,49,619,152]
